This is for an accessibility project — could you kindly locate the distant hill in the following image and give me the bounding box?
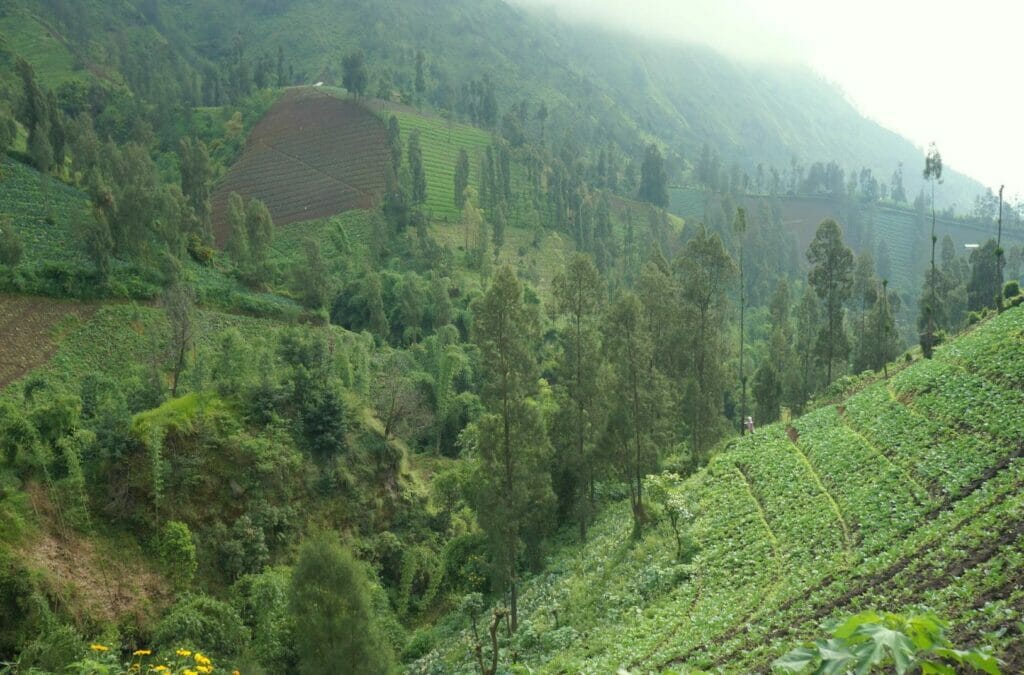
[670,186,1024,297]
[423,304,1024,671]
[0,0,988,213]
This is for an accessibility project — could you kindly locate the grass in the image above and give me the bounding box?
[0,10,92,88]
[420,304,1024,673]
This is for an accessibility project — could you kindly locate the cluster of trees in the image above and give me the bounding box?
[693,143,911,206]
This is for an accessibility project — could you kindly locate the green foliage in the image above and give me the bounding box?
[0,220,23,267]
[807,219,853,382]
[774,611,1002,675]
[638,143,669,208]
[289,533,396,675]
[154,594,251,659]
[342,50,369,97]
[232,567,298,673]
[155,520,197,589]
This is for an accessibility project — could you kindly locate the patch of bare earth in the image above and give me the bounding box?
[0,295,97,389]
[19,484,171,626]
[211,87,389,243]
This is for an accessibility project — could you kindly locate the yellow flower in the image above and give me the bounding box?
[134,649,152,656]
[232,671,241,675]
[197,667,213,674]
[194,653,211,666]
[176,649,193,657]
[184,671,198,675]
[90,644,110,652]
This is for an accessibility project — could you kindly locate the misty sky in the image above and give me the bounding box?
[513,0,1024,206]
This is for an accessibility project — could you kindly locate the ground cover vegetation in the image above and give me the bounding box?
[0,0,1021,672]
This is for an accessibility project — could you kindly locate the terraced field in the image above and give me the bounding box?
[388,110,496,222]
[0,294,95,388]
[210,88,389,242]
[0,156,91,270]
[0,10,92,88]
[422,306,1024,673]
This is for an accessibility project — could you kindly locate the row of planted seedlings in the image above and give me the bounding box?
[892,357,1024,446]
[936,305,1024,387]
[718,455,1024,671]
[645,428,853,670]
[632,431,840,670]
[793,402,934,556]
[552,459,779,672]
[843,384,1008,500]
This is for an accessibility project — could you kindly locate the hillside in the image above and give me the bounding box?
[210,88,388,240]
[0,0,987,211]
[669,186,1024,298]
[421,305,1024,672]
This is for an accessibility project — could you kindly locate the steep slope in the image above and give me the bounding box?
[423,305,1024,672]
[3,0,986,211]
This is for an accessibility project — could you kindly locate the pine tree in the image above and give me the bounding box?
[454,148,470,210]
[245,198,274,281]
[638,144,669,208]
[552,254,604,540]
[341,50,368,97]
[179,137,214,241]
[408,129,427,206]
[807,219,854,383]
[289,534,396,675]
[675,226,735,461]
[226,192,250,267]
[470,265,552,633]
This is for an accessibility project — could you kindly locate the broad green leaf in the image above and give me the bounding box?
[920,660,957,675]
[772,646,818,673]
[832,611,883,640]
[854,624,916,675]
[963,650,1002,675]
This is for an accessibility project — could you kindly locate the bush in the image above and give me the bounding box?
[0,222,23,267]
[1004,279,1021,299]
[153,594,250,659]
[186,233,215,265]
[401,627,435,661]
[231,567,297,673]
[155,521,197,589]
[217,515,270,582]
[442,532,489,594]
[289,533,396,674]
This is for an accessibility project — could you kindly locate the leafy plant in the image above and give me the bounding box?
[774,611,1002,675]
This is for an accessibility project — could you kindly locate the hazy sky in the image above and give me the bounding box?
[513,0,1024,205]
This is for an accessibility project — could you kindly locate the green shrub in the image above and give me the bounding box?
[155,520,197,589]
[1004,279,1021,299]
[0,222,23,267]
[186,233,215,265]
[401,627,435,661]
[231,567,297,673]
[289,533,396,674]
[217,515,270,582]
[442,532,489,594]
[53,430,94,530]
[16,621,83,672]
[153,593,250,659]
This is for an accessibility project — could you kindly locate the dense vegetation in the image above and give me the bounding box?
[0,0,1022,673]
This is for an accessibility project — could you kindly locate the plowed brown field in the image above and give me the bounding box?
[0,295,96,388]
[211,88,389,243]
